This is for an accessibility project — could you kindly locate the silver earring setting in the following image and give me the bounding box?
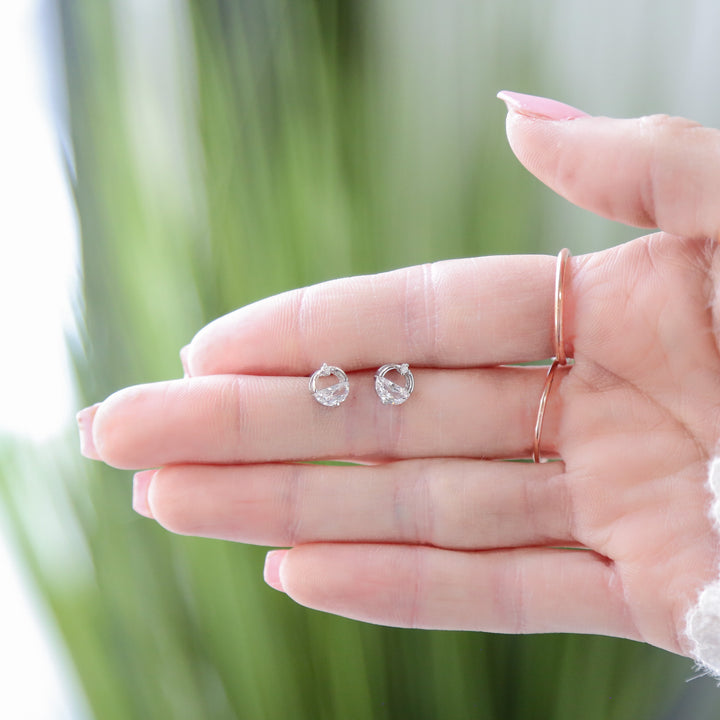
[309,363,350,406]
[375,363,414,405]
[310,362,414,406]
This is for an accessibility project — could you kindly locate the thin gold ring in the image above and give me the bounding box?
[533,359,560,463]
[533,249,571,463]
[554,248,570,365]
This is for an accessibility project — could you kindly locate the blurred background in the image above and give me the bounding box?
[3,0,720,717]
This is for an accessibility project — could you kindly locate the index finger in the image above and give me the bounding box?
[186,255,560,376]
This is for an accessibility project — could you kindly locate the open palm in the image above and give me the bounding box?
[80,94,720,668]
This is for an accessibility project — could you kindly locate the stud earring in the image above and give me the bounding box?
[375,363,414,405]
[309,363,350,406]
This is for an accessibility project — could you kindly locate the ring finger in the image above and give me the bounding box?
[88,366,570,469]
[140,458,574,550]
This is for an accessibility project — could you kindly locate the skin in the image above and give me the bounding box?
[79,98,720,660]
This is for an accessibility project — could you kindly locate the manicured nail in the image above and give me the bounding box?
[76,404,101,460]
[132,470,157,518]
[180,345,191,378]
[264,550,288,593]
[497,90,589,121]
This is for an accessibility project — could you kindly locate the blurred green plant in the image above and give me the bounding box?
[2,0,717,717]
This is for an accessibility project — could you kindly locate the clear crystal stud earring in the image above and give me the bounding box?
[309,363,350,407]
[375,363,414,405]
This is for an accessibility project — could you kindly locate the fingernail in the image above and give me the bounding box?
[497,90,589,121]
[76,404,101,460]
[180,345,191,378]
[264,550,288,593]
[132,470,157,518]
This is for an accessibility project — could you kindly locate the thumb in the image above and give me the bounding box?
[497,91,720,241]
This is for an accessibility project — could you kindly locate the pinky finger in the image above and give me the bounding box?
[265,544,639,643]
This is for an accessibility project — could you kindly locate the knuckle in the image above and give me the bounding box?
[634,115,705,228]
[281,464,304,545]
[402,263,442,364]
[638,113,701,136]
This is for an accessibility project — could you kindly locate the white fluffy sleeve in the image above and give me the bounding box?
[685,457,720,677]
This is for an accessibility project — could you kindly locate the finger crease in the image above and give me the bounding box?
[284,464,304,546]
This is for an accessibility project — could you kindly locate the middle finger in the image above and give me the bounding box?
[91,367,568,469]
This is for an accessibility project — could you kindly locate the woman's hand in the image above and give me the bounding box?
[77,92,720,664]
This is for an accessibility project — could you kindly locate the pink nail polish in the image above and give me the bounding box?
[76,404,101,460]
[180,345,191,378]
[264,550,288,592]
[132,470,157,518]
[497,90,589,121]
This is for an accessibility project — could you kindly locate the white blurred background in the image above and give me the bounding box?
[0,1,86,716]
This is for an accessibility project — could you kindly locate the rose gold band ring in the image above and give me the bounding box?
[554,247,570,366]
[533,248,571,463]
